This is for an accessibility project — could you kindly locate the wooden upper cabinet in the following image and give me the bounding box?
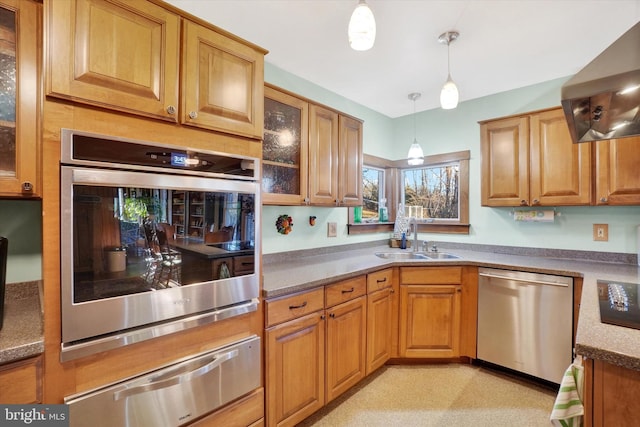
[181,20,264,139]
[594,136,640,205]
[529,109,591,206]
[480,116,529,206]
[262,86,309,205]
[46,0,181,122]
[0,0,40,197]
[480,107,591,207]
[309,104,339,205]
[339,115,364,206]
[46,0,265,139]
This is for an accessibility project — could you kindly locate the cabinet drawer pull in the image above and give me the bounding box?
[341,287,355,294]
[376,278,387,283]
[329,313,336,318]
[241,262,253,266]
[289,301,307,310]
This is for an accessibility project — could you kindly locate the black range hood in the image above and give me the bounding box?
[561,21,640,143]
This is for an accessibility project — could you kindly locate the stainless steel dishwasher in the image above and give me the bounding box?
[477,268,573,384]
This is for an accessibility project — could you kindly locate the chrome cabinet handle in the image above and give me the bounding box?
[113,349,239,400]
[166,105,176,115]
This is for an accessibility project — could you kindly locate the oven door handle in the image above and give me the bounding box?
[113,349,239,401]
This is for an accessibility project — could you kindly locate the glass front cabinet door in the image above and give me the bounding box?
[262,85,309,205]
[0,0,39,197]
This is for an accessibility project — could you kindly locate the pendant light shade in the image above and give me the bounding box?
[407,93,424,165]
[348,0,376,51]
[439,31,460,110]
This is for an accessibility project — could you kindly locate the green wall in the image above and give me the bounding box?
[263,63,640,255]
[0,200,42,283]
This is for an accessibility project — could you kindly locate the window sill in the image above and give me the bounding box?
[347,222,470,235]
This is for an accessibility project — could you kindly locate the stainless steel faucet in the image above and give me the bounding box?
[411,217,419,252]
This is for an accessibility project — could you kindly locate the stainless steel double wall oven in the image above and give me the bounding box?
[60,129,261,361]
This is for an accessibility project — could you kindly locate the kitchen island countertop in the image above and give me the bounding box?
[263,244,640,371]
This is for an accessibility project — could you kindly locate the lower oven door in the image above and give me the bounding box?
[65,335,260,427]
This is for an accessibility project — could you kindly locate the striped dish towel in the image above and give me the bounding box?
[550,356,584,427]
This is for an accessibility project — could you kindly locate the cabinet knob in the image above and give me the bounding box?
[532,199,540,205]
[329,313,336,318]
[600,196,608,203]
[189,111,198,119]
[320,314,326,320]
[520,199,528,206]
[304,198,310,205]
[21,182,33,193]
[390,288,395,294]
[166,105,176,115]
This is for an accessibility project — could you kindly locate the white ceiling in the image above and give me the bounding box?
[166,0,640,118]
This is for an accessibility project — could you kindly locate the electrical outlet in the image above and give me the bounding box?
[593,224,608,241]
[327,222,337,237]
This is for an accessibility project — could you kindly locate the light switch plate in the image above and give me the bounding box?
[593,224,608,241]
[327,222,337,237]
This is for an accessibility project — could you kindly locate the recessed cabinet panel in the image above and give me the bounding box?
[595,137,640,205]
[480,117,529,206]
[182,20,264,138]
[309,104,339,205]
[530,109,591,205]
[46,0,180,121]
[339,115,364,205]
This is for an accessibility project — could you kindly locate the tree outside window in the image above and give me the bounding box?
[402,162,459,220]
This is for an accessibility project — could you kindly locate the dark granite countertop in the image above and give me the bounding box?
[263,242,640,372]
[0,281,44,365]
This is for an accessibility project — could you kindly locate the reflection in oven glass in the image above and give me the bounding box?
[72,185,255,303]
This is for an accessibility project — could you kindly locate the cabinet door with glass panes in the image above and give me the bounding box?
[262,85,309,205]
[0,0,39,197]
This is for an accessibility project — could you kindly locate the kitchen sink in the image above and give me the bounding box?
[374,252,430,260]
[423,252,461,260]
[374,251,461,260]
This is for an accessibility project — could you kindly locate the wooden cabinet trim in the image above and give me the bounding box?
[189,387,264,427]
[400,266,462,285]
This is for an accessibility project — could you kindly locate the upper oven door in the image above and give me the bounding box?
[60,166,260,345]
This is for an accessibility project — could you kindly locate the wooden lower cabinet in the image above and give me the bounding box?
[585,358,640,427]
[326,295,367,403]
[400,284,461,358]
[188,387,264,427]
[399,267,464,359]
[0,355,43,403]
[366,268,394,374]
[266,311,325,427]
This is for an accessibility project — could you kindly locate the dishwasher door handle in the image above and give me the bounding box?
[479,272,569,287]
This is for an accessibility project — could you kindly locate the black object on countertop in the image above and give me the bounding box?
[0,236,7,330]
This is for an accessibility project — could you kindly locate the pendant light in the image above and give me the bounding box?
[439,31,460,109]
[348,0,376,51]
[407,93,424,166]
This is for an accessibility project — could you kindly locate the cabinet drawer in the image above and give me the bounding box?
[265,288,324,327]
[325,276,366,308]
[367,268,393,293]
[401,267,462,285]
[0,355,42,403]
[233,255,255,274]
